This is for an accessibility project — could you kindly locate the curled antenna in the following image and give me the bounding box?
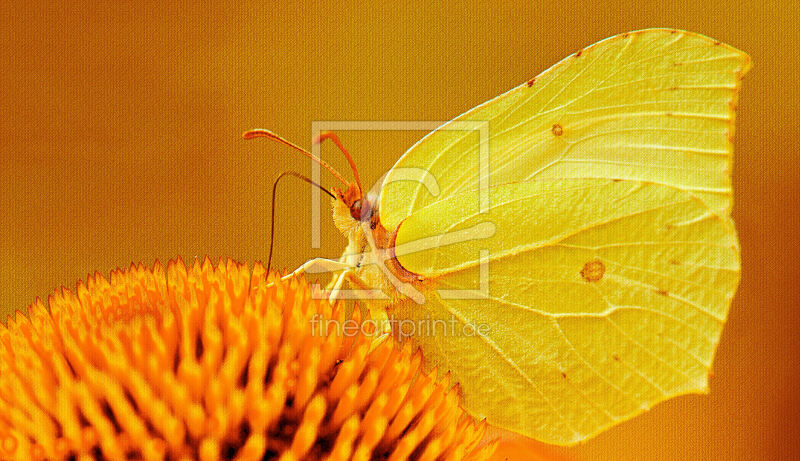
[266,171,335,273]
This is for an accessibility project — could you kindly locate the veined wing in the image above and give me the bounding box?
[379,29,750,232]
[388,179,739,444]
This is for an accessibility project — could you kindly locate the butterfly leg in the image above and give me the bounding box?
[328,269,351,304]
[281,258,353,280]
[327,270,393,342]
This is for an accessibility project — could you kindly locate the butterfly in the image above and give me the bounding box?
[246,29,750,445]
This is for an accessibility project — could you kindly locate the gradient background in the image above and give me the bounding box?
[1,1,797,459]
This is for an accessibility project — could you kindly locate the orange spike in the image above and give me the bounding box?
[0,259,495,460]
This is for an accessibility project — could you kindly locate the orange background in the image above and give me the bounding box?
[1,1,797,459]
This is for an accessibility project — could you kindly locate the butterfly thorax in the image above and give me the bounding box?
[331,187,421,300]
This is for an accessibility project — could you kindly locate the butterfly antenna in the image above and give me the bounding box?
[314,131,363,197]
[266,171,336,274]
[244,129,349,188]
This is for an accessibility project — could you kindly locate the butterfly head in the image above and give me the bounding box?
[333,181,381,229]
[335,182,367,221]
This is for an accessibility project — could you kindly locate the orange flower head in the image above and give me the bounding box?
[0,258,496,461]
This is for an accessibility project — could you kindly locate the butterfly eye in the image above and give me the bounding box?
[350,200,362,220]
[355,200,373,222]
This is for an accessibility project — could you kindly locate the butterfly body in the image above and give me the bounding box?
[330,187,423,305]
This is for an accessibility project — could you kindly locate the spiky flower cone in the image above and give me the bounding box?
[0,258,496,460]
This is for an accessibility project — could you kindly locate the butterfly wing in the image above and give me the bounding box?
[389,179,739,444]
[376,29,750,445]
[378,29,750,232]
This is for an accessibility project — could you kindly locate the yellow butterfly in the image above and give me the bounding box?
[247,29,750,445]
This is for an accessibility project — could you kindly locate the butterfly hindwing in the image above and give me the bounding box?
[389,179,739,444]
